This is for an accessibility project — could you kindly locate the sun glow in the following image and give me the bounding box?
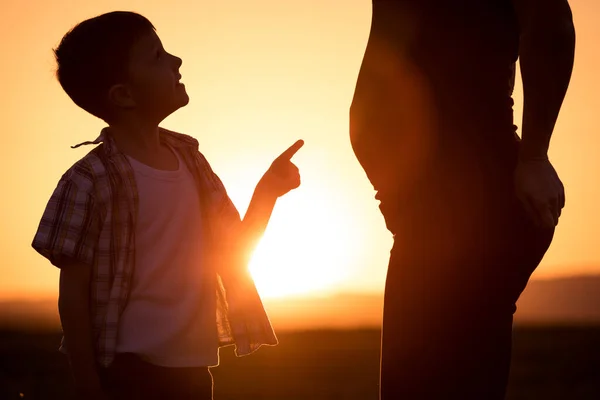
[248,192,356,299]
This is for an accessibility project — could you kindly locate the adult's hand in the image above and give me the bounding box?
[514,157,565,228]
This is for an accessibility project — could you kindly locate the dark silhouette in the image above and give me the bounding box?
[31,11,302,400]
[350,1,575,399]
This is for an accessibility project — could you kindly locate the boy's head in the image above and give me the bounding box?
[55,11,189,125]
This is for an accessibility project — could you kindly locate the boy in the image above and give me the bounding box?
[32,11,303,400]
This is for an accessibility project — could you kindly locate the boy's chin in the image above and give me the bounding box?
[180,93,190,107]
[153,92,189,121]
[176,91,190,108]
[168,94,190,113]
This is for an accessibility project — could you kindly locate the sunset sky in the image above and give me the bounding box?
[1,0,598,301]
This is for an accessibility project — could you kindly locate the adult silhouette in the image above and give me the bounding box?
[349,1,575,399]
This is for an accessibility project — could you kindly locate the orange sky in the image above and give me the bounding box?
[1,0,598,300]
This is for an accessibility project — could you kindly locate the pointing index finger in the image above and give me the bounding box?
[276,139,304,161]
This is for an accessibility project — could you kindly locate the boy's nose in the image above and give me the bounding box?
[171,54,183,68]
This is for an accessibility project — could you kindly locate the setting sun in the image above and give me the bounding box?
[248,188,355,299]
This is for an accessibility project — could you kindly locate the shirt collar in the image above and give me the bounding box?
[71,127,199,156]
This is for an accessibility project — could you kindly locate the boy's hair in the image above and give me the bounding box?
[54,11,155,122]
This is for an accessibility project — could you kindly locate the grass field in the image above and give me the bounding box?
[1,326,599,399]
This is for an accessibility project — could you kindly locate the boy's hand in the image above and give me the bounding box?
[258,140,304,198]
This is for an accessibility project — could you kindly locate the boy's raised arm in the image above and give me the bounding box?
[239,140,304,254]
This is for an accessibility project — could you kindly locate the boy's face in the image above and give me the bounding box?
[123,30,189,122]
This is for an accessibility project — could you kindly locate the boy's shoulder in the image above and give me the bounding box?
[60,144,110,191]
[160,128,215,166]
[159,127,200,151]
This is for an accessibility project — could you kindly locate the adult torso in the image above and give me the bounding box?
[351,0,520,197]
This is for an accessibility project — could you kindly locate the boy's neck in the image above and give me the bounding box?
[108,119,163,156]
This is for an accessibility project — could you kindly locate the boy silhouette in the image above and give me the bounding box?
[32,11,303,400]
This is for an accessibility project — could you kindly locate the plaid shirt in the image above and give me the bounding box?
[32,127,277,367]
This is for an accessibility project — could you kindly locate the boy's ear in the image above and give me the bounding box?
[108,84,136,109]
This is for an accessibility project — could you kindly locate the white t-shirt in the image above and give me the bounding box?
[115,147,219,367]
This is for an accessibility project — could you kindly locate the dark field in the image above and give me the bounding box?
[1,326,599,400]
